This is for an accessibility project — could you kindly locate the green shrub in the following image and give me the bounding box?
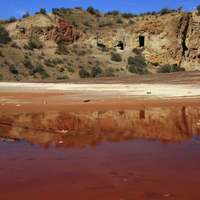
[55,43,69,55]
[78,50,86,56]
[10,42,21,49]
[41,51,45,56]
[160,7,171,15]
[52,58,63,65]
[28,35,44,49]
[67,67,75,73]
[57,75,68,79]
[129,19,135,24]
[23,44,33,51]
[40,8,46,14]
[91,66,102,77]
[157,64,185,73]
[59,67,65,73]
[157,64,171,73]
[129,65,149,74]
[44,59,54,67]
[103,67,114,77]
[23,12,29,18]
[52,8,60,15]
[37,55,43,61]
[106,10,120,16]
[151,11,156,15]
[121,13,134,19]
[132,47,145,54]
[9,64,18,74]
[0,27,11,44]
[72,20,78,27]
[86,6,95,14]
[111,52,122,62]
[116,17,123,23]
[79,68,90,78]
[127,56,135,65]
[83,21,90,26]
[40,71,50,79]
[22,59,34,69]
[77,64,83,69]
[0,50,3,57]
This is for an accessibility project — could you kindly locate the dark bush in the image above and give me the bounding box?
[111,52,122,62]
[86,6,95,14]
[129,19,135,24]
[0,50,3,57]
[79,68,90,78]
[0,27,11,44]
[72,20,78,27]
[75,7,82,10]
[40,8,46,14]
[57,75,68,79]
[23,44,33,51]
[9,64,18,74]
[23,12,29,18]
[44,59,54,67]
[8,16,17,23]
[52,58,63,65]
[151,11,156,15]
[10,42,21,49]
[121,13,134,19]
[52,8,60,15]
[178,6,183,12]
[106,10,120,16]
[55,43,69,55]
[28,35,44,49]
[83,21,90,26]
[91,66,102,77]
[103,67,114,77]
[157,64,171,73]
[59,67,65,72]
[22,59,34,69]
[77,64,83,69]
[127,56,135,65]
[116,17,123,23]
[157,64,185,73]
[78,50,86,56]
[128,65,149,74]
[132,47,145,55]
[160,7,171,15]
[67,67,75,73]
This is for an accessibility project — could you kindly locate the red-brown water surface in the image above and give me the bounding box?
[0,107,200,200]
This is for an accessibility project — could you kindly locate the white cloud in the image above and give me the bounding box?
[15,8,26,15]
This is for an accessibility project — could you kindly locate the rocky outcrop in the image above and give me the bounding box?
[90,12,200,70]
[9,17,79,46]
[55,18,79,45]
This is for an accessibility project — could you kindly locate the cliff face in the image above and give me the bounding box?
[0,106,199,149]
[92,12,200,70]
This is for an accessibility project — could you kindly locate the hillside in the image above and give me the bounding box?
[0,8,200,81]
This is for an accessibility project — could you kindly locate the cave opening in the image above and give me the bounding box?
[116,41,124,50]
[139,36,145,47]
[97,42,106,48]
[182,42,188,57]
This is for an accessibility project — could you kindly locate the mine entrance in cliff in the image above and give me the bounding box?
[139,36,145,47]
[116,41,124,50]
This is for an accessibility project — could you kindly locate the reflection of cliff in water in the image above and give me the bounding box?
[0,106,200,149]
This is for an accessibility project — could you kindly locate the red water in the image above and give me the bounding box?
[0,107,200,200]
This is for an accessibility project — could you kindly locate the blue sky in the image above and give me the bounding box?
[0,0,199,19]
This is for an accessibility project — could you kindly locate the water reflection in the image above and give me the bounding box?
[0,106,200,149]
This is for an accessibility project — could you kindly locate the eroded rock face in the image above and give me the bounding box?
[55,18,79,45]
[90,12,200,70]
[10,18,79,46]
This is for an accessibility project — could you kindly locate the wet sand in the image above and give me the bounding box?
[0,81,200,112]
